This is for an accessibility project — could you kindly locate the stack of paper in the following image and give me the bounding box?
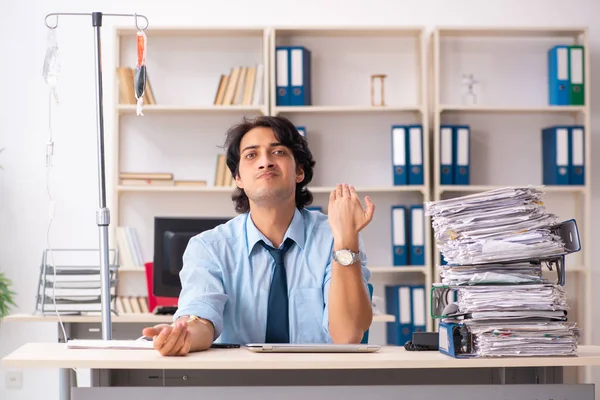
[425,186,564,265]
[440,261,544,286]
[425,186,580,357]
[466,321,579,357]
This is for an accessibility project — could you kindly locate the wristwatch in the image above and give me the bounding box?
[332,249,360,266]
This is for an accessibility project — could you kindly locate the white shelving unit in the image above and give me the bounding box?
[111,26,436,342]
[431,26,591,382]
[269,26,433,340]
[110,25,271,313]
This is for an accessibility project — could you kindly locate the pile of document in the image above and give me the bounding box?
[426,186,564,265]
[425,186,580,357]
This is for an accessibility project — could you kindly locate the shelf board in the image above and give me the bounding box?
[117,185,426,194]
[118,267,146,273]
[373,314,395,322]
[273,105,422,115]
[117,27,267,38]
[439,105,586,114]
[439,185,586,194]
[117,104,267,115]
[370,266,428,273]
[309,185,426,194]
[436,26,586,38]
[273,26,424,37]
[117,185,235,193]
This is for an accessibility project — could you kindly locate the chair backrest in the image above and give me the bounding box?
[361,283,374,344]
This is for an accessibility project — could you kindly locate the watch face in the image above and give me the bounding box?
[336,250,353,265]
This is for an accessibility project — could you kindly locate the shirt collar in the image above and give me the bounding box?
[246,208,306,254]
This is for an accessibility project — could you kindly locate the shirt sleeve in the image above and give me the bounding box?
[173,235,228,340]
[321,233,371,339]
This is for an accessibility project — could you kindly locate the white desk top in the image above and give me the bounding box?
[2,313,395,324]
[4,342,600,371]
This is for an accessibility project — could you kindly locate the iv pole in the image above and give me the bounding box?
[44,12,149,341]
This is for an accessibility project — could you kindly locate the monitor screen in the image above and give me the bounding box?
[153,217,230,298]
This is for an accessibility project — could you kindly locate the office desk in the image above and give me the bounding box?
[3,343,600,400]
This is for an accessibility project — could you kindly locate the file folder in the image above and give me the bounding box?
[547,45,570,106]
[275,46,290,106]
[569,45,584,105]
[541,126,569,185]
[407,125,423,185]
[439,125,454,184]
[289,46,312,106]
[453,125,470,185]
[391,206,407,266]
[296,126,306,138]
[570,125,585,185]
[385,285,412,346]
[391,125,407,185]
[398,286,412,345]
[411,285,426,333]
[409,205,425,265]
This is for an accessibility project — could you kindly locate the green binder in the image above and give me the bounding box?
[569,45,584,105]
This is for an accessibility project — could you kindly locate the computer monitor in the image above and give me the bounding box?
[153,216,230,298]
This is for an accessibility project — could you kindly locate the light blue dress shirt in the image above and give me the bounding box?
[173,208,371,344]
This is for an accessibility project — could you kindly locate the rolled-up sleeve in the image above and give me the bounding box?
[173,236,228,340]
[321,233,371,337]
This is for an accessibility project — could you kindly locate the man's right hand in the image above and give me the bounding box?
[142,321,191,356]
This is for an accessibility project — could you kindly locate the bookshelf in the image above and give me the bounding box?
[431,26,591,382]
[110,26,271,316]
[111,26,434,343]
[269,26,433,339]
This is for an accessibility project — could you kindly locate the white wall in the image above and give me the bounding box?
[1,0,599,399]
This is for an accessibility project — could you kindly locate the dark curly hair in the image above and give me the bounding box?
[223,115,316,214]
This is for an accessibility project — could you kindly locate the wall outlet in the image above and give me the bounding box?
[5,370,23,389]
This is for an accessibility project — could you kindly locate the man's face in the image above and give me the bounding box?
[236,127,304,208]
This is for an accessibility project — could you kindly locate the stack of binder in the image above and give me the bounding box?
[385,284,426,346]
[541,125,585,185]
[439,125,470,185]
[391,204,425,266]
[391,125,424,185]
[547,45,585,106]
[34,249,119,315]
[425,186,581,358]
[275,46,312,106]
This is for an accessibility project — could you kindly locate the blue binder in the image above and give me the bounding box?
[410,285,426,333]
[296,126,306,138]
[440,252,447,266]
[569,125,585,185]
[275,46,290,106]
[548,45,570,106]
[407,125,423,185]
[453,125,470,185]
[289,46,312,106]
[391,125,407,185]
[439,125,454,184]
[409,205,425,265]
[541,126,570,185]
[385,285,413,346]
[391,206,407,266]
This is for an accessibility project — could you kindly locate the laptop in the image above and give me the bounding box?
[245,343,381,353]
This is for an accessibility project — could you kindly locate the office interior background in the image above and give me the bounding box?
[1,0,599,398]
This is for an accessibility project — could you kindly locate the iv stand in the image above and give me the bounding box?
[44,11,149,341]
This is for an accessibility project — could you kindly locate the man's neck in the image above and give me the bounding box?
[250,201,296,248]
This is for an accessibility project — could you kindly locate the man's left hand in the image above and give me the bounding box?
[327,184,375,244]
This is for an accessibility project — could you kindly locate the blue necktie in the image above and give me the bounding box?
[259,238,294,343]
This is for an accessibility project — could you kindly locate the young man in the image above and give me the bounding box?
[142,115,375,356]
